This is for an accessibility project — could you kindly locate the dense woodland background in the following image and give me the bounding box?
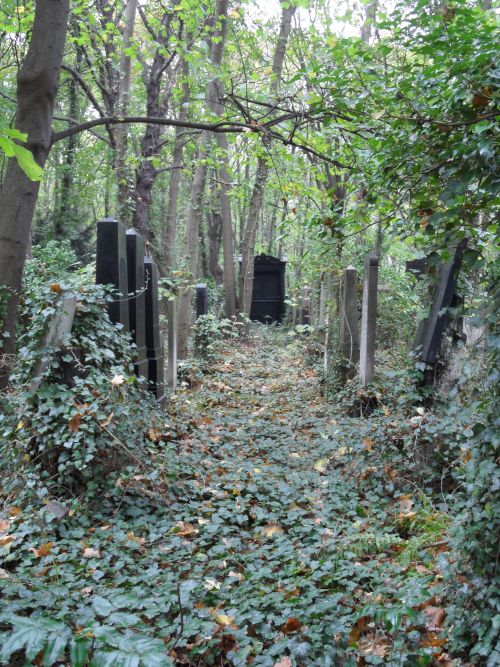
[0,0,498,665]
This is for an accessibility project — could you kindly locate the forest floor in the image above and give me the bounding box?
[1,327,455,666]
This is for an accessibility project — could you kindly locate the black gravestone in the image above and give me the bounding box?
[196,284,208,318]
[144,256,165,404]
[250,254,286,323]
[413,241,466,364]
[96,218,130,330]
[126,230,148,379]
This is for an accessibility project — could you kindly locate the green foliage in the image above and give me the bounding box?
[192,313,241,360]
[0,128,44,181]
[1,257,165,495]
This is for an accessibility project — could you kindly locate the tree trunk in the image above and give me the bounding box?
[239,2,296,319]
[176,0,231,356]
[54,46,81,239]
[162,58,190,275]
[176,137,209,358]
[206,207,224,285]
[115,0,138,224]
[0,0,70,385]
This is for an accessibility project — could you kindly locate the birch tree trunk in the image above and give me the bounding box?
[0,0,70,386]
[240,2,296,318]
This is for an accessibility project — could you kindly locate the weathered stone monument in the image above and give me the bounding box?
[96,218,129,330]
[359,255,379,385]
[144,256,165,404]
[339,266,359,380]
[196,284,208,318]
[413,241,466,365]
[166,298,177,393]
[126,230,148,379]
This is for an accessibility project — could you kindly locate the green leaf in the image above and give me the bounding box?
[13,143,44,181]
[70,637,92,667]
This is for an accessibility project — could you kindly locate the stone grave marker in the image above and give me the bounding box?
[359,255,379,386]
[29,294,77,395]
[126,230,148,380]
[413,242,466,364]
[166,298,178,393]
[339,266,359,380]
[144,256,165,404]
[96,218,129,330]
[196,284,208,318]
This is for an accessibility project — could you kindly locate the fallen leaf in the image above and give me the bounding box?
[398,495,414,515]
[174,521,199,537]
[111,374,124,387]
[69,412,82,433]
[261,523,284,537]
[100,412,114,428]
[358,635,389,657]
[9,507,22,517]
[425,606,446,629]
[212,611,234,626]
[31,542,53,558]
[0,520,9,532]
[83,547,101,558]
[282,617,302,634]
[0,536,14,547]
[80,586,93,597]
[274,658,292,667]
[49,283,62,293]
[362,437,373,452]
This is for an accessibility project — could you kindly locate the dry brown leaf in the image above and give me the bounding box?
[398,495,414,515]
[49,283,62,293]
[69,412,82,433]
[174,521,199,537]
[100,412,114,428]
[358,635,389,657]
[0,536,13,547]
[282,617,302,634]
[362,437,373,452]
[0,519,9,532]
[32,542,53,558]
[425,606,446,629]
[261,523,284,537]
[9,507,22,517]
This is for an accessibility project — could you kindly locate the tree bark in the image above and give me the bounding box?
[115,0,138,223]
[0,0,70,385]
[176,0,231,357]
[240,2,296,319]
[161,57,190,275]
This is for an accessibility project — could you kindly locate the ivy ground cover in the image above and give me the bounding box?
[1,328,454,666]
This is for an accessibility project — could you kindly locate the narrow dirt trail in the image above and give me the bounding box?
[160,327,418,665]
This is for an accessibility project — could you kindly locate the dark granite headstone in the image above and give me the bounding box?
[144,256,165,404]
[96,218,130,331]
[196,284,208,318]
[126,230,148,379]
[250,254,286,323]
[413,241,466,364]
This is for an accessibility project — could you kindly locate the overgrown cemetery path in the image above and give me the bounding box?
[1,328,450,666]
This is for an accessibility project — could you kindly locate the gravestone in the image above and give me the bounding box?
[413,241,466,364]
[250,254,286,323]
[144,256,165,404]
[126,230,148,379]
[96,218,129,330]
[359,255,379,386]
[196,284,208,318]
[339,266,359,380]
[29,294,77,395]
[166,298,178,393]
